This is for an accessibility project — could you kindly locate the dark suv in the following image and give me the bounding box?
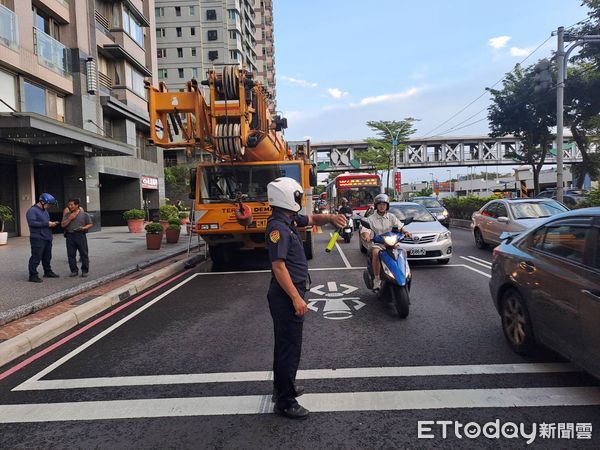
[490,207,600,379]
[409,197,449,227]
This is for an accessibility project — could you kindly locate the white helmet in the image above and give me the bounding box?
[267,177,303,212]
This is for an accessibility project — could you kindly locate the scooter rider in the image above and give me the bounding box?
[360,193,411,291]
[338,198,353,215]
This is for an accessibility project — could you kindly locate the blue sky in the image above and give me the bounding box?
[273,0,588,182]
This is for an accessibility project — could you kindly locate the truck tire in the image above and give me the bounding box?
[303,231,314,260]
[209,244,230,266]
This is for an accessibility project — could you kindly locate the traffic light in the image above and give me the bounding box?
[534,58,552,93]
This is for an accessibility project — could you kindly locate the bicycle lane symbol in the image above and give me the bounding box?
[306,281,365,320]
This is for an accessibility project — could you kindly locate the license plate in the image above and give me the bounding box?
[344,227,352,233]
[255,219,267,228]
[409,248,426,256]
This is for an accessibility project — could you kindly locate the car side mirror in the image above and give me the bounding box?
[404,217,414,226]
[497,216,509,223]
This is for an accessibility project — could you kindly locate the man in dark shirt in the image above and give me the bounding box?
[26,193,60,283]
[338,198,353,215]
[61,198,93,277]
[266,177,346,420]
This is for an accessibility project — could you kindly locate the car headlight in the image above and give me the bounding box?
[383,235,399,247]
[442,209,449,216]
[437,231,451,242]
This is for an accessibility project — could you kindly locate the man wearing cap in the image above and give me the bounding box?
[26,193,60,283]
[265,177,346,420]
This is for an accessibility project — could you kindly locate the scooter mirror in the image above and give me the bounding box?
[392,226,399,233]
[359,219,371,229]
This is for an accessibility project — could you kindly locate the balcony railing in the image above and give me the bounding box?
[98,71,113,90]
[33,27,71,75]
[0,4,18,50]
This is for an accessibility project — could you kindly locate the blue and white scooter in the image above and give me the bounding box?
[361,218,413,319]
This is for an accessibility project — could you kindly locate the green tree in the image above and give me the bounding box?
[164,164,194,204]
[363,119,417,191]
[487,64,555,195]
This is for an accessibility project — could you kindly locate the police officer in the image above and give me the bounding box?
[266,177,345,420]
[26,193,60,283]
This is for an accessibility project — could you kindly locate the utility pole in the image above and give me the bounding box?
[556,26,565,203]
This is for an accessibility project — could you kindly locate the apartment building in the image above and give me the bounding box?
[0,0,163,237]
[254,0,275,114]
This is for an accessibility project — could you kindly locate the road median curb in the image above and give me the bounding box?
[0,255,203,369]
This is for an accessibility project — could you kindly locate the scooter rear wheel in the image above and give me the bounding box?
[392,285,410,319]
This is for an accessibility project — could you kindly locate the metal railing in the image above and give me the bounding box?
[0,4,18,49]
[33,27,71,75]
[98,71,113,90]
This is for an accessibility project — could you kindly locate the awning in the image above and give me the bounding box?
[0,112,135,156]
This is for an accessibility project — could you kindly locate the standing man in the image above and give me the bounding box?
[266,177,345,420]
[61,198,93,277]
[26,193,60,283]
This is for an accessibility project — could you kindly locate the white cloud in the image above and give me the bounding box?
[488,35,511,49]
[327,87,349,99]
[509,46,533,57]
[356,87,421,106]
[279,75,318,88]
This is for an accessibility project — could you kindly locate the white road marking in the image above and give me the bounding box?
[459,264,492,278]
[327,281,338,292]
[464,255,493,266]
[14,363,578,391]
[328,232,352,268]
[460,256,493,269]
[2,386,600,422]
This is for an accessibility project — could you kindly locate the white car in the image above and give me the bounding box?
[360,202,452,264]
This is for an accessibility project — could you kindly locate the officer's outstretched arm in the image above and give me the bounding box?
[272,260,308,317]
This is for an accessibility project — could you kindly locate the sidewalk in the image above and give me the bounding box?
[0,226,204,326]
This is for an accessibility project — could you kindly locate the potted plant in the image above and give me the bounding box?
[178,210,190,225]
[159,205,179,232]
[165,218,181,243]
[145,222,163,250]
[0,205,14,246]
[123,208,145,233]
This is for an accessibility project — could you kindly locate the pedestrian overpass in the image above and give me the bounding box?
[309,135,594,172]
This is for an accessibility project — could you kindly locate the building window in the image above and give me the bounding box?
[229,30,237,40]
[176,27,182,37]
[228,9,238,20]
[155,7,164,17]
[177,48,183,58]
[192,68,198,79]
[23,81,46,115]
[156,28,165,38]
[122,6,144,48]
[178,68,184,78]
[191,47,197,57]
[208,50,218,61]
[190,27,195,36]
[158,68,167,79]
[207,30,217,41]
[206,9,216,20]
[189,6,195,16]
[129,66,146,98]
[157,48,166,58]
[229,50,238,60]
[175,6,181,17]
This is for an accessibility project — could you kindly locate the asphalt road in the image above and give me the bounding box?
[0,225,599,448]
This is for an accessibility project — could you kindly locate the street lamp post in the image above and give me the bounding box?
[447,169,452,194]
[380,123,402,200]
[429,172,435,195]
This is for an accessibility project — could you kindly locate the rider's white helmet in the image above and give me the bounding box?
[267,177,304,213]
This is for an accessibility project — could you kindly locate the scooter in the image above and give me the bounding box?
[361,218,413,319]
[341,213,354,243]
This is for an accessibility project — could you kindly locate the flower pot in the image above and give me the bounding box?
[159,220,169,233]
[146,233,162,250]
[127,219,145,233]
[165,228,180,243]
[0,232,7,246]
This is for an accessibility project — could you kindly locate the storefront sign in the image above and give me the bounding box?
[141,176,159,190]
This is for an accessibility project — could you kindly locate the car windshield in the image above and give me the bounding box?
[510,201,568,219]
[412,198,442,208]
[390,205,435,222]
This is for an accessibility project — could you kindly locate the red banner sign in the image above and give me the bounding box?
[141,176,159,190]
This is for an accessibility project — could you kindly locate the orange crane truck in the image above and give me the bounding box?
[145,66,317,265]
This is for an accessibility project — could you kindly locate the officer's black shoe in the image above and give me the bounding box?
[81,272,88,278]
[273,403,309,420]
[69,272,79,277]
[29,276,43,283]
[44,271,59,278]
[271,385,305,402]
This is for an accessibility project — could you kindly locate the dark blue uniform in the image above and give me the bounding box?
[266,208,309,409]
[26,204,53,278]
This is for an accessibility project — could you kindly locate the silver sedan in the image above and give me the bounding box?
[471,199,568,249]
